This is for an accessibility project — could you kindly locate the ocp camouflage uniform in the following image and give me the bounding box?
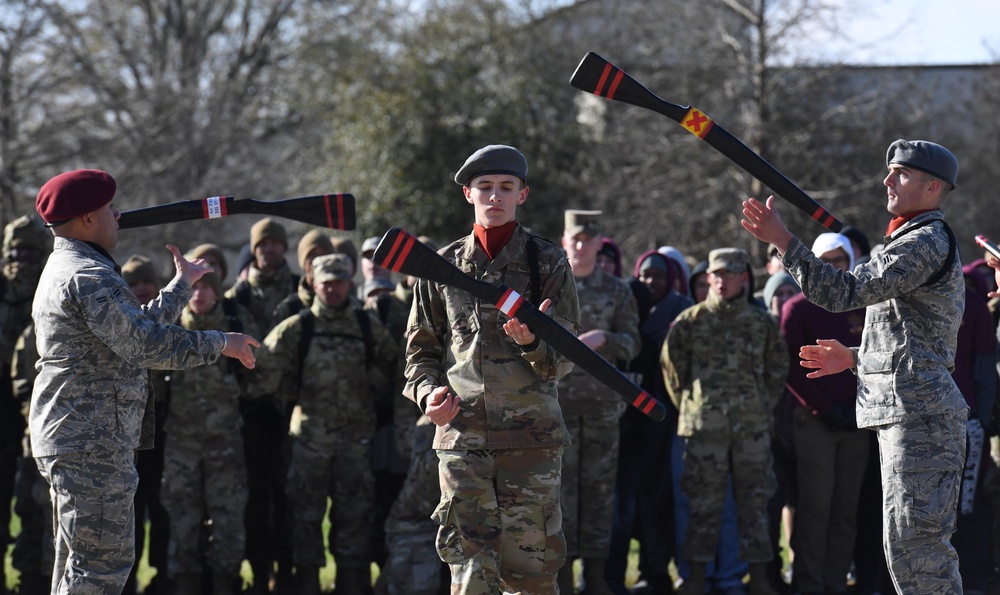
[780,209,967,595]
[557,267,639,560]
[405,224,580,595]
[375,416,446,595]
[251,294,397,573]
[31,237,226,595]
[161,298,260,583]
[661,284,788,564]
[0,215,49,590]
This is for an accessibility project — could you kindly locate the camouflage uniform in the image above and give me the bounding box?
[31,237,226,594]
[252,292,398,572]
[161,298,260,579]
[661,276,788,564]
[375,416,447,595]
[0,215,49,590]
[225,258,299,589]
[780,210,967,595]
[405,224,580,595]
[557,267,639,559]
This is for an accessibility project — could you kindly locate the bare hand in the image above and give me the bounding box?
[987,256,1000,299]
[741,196,794,253]
[503,298,551,346]
[578,329,607,351]
[167,244,214,286]
[222,332,260,369]
[799,338,854,378]
[425,385,460,426]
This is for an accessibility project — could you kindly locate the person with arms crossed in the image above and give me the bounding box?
[741,139,967,595]
[30,169,259,595]
[405,144,580,594]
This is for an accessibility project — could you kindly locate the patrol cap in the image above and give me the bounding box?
[886,139,958,189]
[361,236,381,257]
[564,210,602,238]
[35,169,117,227]
[250,217,287,250]
[122,254,159,287]
[454,145,528,186]
[312,253,353,283]
[707,248,750,274]
[362,277,396,298]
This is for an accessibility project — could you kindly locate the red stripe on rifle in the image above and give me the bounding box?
[323,195,334,228]
[391,236,415,272]
[219,198,228,217]
[594,64,613,97]
[606,70,624,100]
[811,207,824,222]
[201,199,210,220]
[821,214,835,228]
[496,287,514,310]
[336,194,345,229]
[383,232,407,269]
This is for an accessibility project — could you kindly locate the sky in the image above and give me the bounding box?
[789,0,1000,65]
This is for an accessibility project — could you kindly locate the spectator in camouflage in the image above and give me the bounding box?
[742,139,968,595]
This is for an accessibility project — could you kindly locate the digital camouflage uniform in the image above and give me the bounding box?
[405,224,580,595]
[661,279,788,564]
[780,210,967,595]
[252,292,397,573]
[0,215,49,591]
[557,267,639,561]
[161,298,260,580]
[31,237,226,595]
[375,416,447,595]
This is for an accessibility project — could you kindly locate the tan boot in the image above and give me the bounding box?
[747,563,780,595]
[676,562,706,595]
[581,558,613,595]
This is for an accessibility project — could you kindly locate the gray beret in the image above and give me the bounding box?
[454,145,528,186]
[886,139,958,189]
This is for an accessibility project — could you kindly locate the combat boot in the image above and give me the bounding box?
[294,565,320,595]
[334,567,370,595]
[581,558,614,595]
[556,565,575,594]
[172,573,202,595]
[746,563,780,595]
[676,562,706,595]
[248,559,272,595]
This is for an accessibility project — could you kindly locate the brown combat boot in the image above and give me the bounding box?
[676,561,707,595]
[747,563,780,595]
[581,558,613,595]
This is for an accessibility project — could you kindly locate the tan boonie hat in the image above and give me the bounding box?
[312,253,353,283]
[564,210,602,238]
[707,248,749,274]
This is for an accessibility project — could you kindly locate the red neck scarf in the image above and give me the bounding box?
[886,209,936,236]
[473,221,517,261]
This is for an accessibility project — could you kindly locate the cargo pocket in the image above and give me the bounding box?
[540,498,567,575]
[857,350,896,407]
[431,497,481,564]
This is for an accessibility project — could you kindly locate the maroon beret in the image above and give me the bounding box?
[36,169,117,226]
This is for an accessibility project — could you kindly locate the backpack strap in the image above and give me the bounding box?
[354,308,374,369]
[524,234,542,306]
[296,309,315,388]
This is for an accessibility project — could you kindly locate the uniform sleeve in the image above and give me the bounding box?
[403,279,449,411]
[520,254,581,381]
[661,317,690,410]
[600,284,641,363]
[140,277,193,325]
[783,229,948,313]
[75,270,224,370]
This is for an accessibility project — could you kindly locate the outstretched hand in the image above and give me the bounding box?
[503,298,551,346]
[799,339,855,378]
[222,332,260,369]
[166,244,214,286]
[741,196,794,253]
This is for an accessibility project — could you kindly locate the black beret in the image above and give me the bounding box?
[886,139,958,189]
[454,145,528,186]
[36,169,117,227]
